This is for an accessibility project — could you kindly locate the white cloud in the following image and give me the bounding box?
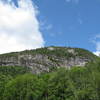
[94,51,100,56]
[39,19,53,31]
[65,0,79,4]
[0,0,44,54]
[92,34,100,56]
[45,24,52,30]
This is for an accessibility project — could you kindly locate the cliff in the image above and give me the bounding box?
[0,46,97,74]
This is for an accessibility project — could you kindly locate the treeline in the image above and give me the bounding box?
[0,47,97,61]
[0,60,100,100]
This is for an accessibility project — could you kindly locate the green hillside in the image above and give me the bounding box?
[0,60,100,100]
[0,47,100,100]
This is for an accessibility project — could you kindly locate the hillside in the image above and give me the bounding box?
[0,58,100,100]
[0,46,100,100]
[0,46,98,74]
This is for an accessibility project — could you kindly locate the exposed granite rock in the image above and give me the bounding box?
[0,47,97,74]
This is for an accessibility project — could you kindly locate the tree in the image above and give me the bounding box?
[3,74,45,100]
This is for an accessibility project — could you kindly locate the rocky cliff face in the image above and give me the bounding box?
[0,47,97,74]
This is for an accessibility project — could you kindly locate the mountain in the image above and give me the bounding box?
[0,46,98,74]
[0,46,100,100]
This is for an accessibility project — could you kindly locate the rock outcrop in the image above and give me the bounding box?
[0,46,97,74]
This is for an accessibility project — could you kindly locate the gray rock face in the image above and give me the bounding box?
[0,47,96,74]
[0,55,89,74]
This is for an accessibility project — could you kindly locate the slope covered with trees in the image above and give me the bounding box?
[0,59,100,100]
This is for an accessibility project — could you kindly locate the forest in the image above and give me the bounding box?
[0,59,100,100]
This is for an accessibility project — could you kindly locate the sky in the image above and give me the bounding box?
[0,0,100,55]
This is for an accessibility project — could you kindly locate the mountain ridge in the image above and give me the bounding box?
[0,46,98,74]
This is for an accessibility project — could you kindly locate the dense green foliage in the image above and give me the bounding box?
[0,60,100,100]
[0,66,30,77]
[3,74,45,100]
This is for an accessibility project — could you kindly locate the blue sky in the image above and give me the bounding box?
[0,0,100,55]
[33,0,100,52]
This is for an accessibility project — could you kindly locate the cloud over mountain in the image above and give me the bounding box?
[0,0,44,54]
[92,34,100,56]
